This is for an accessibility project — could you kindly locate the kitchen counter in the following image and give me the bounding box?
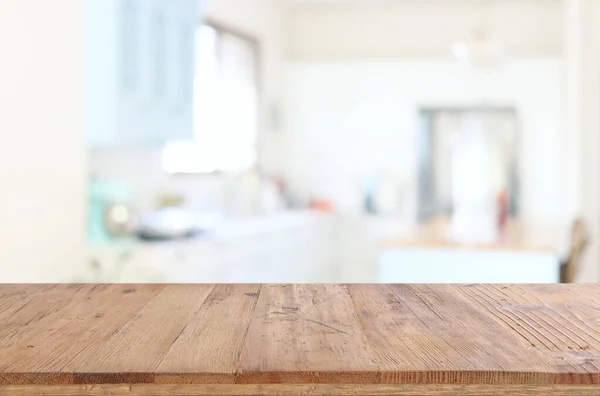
[381,217,561,253]
[85,211,335,283]
[1,284,599,395]
[377,217,564,283]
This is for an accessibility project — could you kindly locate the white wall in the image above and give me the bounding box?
[283,59,562,224]
[0,1,87,281]
[287,0,563,60]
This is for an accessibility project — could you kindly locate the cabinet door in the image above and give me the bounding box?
[118,0,141,97]
[140,0,198,143]
[378,250,560,283]
[165,0,198,141]
[129,0,168,144]
[115,0,154,144]
[120,248,174,283]
[87,248,134,282]
[184,243,222,283]
[86,0,122,147]
[87,0,201,147]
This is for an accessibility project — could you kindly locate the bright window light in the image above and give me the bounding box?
[162,24,258,174]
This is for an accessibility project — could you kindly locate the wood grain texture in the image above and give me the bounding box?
[237,284,378,383]
[348,284,553,383]
[0,284,600,393]
[0,284,167,380]
[156,284,261,383]
[380,217,560,253]
[63,284,215,382]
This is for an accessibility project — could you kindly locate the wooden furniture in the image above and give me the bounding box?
[1,284,600,395]
[560,218,590,283]
[379,217,563,283]
[381,217,560,253]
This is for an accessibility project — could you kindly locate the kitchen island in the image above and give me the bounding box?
[0,284,599,395]
[379,217,563,283]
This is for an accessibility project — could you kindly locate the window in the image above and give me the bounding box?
[162,23,259,173]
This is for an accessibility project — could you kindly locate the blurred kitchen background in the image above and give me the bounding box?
[0,0,599,283]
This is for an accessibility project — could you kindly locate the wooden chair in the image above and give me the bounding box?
[560,218,589,283]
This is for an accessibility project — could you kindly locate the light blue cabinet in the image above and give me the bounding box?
[86,0,202,147]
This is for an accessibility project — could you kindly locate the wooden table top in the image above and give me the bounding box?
[1,284,599,394]
[381,217,562,253]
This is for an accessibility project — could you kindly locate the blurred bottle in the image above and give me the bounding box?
[497,189,509,238]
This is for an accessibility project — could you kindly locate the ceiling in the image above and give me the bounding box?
[287,0,563,58]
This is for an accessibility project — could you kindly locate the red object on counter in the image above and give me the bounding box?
[310,199,334,213]
[497,190,508,236]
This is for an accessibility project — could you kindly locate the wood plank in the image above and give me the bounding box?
[348,284,474,371]
[396,284,557,373]
[0,284,57,320]
[456,284,600,383]
[155,284,261,384]
[0,285,89,342]
[237,284,379,383]
[0,284,166,384]
[1,284,600,389]
[348,284,556,384]
[1,384,600,396]
[62,284,215,382]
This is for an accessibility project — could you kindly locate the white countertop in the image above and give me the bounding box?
[90,209,330,251]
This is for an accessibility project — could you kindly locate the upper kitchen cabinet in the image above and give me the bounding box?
[86,0,202,147]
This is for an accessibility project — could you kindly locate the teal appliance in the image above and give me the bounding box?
[88,180,135,246]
